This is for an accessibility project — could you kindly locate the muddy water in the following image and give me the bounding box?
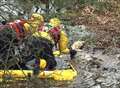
[67,48,120,88]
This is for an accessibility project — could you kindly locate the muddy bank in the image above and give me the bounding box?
[68,48,120,88]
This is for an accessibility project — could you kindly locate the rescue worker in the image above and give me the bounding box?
[47,18,77,58]
[9,13,44,39]
[48,18,69,54]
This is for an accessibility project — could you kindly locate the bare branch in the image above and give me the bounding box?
[0,14,7,21]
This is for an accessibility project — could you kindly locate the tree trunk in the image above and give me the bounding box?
[46,0,49,14]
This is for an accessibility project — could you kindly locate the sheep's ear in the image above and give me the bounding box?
[1,20,7,25]
[70,49,77,60]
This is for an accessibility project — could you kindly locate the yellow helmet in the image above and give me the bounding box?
[31,13,44,22]
[40,59,47,69]
[49,18,61,27]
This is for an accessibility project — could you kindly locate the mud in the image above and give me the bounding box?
[68,48,120,88]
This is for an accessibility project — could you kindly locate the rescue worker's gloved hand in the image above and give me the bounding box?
[39,59,47,69]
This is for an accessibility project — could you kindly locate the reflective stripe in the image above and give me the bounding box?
[15,23,24,33]
[10,23,20,38]
[9,22,25,39]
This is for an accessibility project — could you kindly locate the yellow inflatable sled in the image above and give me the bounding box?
[0,57,77,81]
